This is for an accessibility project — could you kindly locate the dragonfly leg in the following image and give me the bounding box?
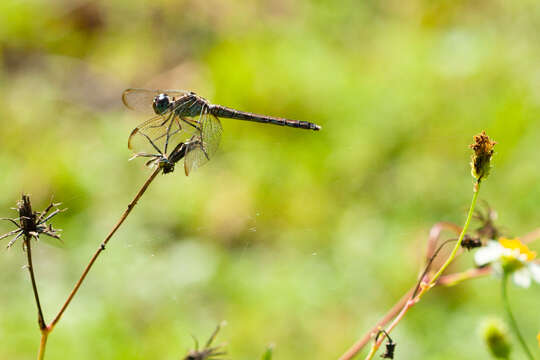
[131,152,162,158]
[138,131,164,154]
[163,113,175,154]
[186,136,210,160]
[180,116,202,132]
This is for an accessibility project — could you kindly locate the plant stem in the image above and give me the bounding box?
[49,167,161,330]
[363,291,426,360]
[429,181,480,286]
[437,266,491,287]
[38,332,48,360]
[338,222,462,360]
[501,273,534,360]
[24,236,46,331]
[362,183,481,359]
[338,287,415,360]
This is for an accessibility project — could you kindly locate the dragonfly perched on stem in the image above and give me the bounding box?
[122,89,321,175]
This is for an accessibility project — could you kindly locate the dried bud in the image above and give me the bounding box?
[481,318,512,359]
[1,194,64,248]
[470,131,496,183]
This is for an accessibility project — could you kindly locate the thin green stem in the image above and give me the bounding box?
[501,273,534,360]
[429,181,480,285]
[361,182,482,360]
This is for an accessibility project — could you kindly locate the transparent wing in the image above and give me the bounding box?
[128,113,199,155]
[183,140,208,176]
[122,88,190,114]
[184,108,223,175]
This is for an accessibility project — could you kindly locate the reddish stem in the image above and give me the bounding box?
[49,167,161,330]
[338,288,414,360]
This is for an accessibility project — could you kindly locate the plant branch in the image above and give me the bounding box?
[49,167,161,330]
[338,287,414,360]
[38,332,48,360]
[425,222,462,261]
[438,266,491,286]
[412,239,456,298]
[338,221,460,360]
[428,182,480,285]
[363,183,481,359]
[522,227,540,244]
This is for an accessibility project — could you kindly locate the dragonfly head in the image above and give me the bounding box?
[152,93,172,115]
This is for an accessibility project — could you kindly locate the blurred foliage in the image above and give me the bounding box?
[1,0,539,359]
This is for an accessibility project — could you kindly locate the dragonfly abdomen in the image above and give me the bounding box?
[211,105,320,131]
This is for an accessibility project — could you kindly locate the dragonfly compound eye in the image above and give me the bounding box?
[152,93,171,114]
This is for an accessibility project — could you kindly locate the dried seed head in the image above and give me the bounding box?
[183,322,227,360]
[470,131,496,183]
[1,194,64,248]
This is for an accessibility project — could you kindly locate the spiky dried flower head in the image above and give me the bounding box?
[0,194,65,248]
[481,318,512,359]
[470,131,496,183]
[183,322,227,360]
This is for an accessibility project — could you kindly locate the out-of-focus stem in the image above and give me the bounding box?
[425,222,462,261]
[522,227,540,244]
[438,266,491,286]
[501,273,534,360]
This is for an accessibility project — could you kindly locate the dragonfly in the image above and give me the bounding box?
[122,88,321,175]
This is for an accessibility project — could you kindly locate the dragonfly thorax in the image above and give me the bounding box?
[152,93,172,115]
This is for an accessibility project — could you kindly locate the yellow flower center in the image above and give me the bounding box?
[498,238,537,261]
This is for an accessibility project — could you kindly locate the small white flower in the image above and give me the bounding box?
[474,238,539,288]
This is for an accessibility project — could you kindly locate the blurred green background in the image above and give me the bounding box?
[1,0,539,359]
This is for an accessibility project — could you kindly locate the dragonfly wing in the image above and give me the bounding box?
[122,88,191,114]
[184,108,223,175]
[201,111,223,159]
[128,113,196,154]
[183,141,207,176]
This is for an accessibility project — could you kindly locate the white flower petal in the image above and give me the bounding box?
[529,262,540,284]
[474,242,503,266]
[512,268,531,288]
